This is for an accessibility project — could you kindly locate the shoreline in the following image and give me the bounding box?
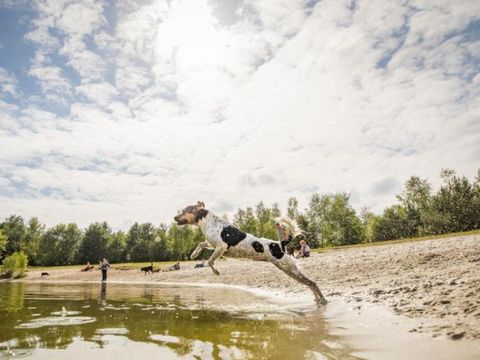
[3,234,480,352]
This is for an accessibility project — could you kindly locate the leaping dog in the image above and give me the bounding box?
[174,201,327,305]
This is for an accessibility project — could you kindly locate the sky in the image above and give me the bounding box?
[0,0,479,230]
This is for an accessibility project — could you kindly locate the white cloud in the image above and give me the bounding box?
[55,1,105,36]
[0,0,479,229]
[28,63,71,95]
[0,67,19,96]
[75,81,118,106]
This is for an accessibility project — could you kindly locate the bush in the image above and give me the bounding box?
[1,251,28,278]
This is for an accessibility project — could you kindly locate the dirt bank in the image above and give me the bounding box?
[15,234,480,341]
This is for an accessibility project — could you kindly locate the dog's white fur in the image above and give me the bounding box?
[178,204,327,305]
[274,216,304,244]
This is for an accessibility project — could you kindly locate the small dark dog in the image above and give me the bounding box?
[141,265,153,275]
[41,272,49,277]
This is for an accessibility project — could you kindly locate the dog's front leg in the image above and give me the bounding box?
[207,246,226,276]
[191,241,212,260]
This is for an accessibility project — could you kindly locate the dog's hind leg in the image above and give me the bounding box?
[271,259,327,305]
[207,246,226,276]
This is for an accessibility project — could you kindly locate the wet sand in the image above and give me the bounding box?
[11,234,480,351]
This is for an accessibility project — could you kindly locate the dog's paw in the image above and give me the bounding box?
[315,296,328,306]
[213,269,220,276]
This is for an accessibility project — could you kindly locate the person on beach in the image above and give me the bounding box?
[296,240,311,258]
[100,258,110,281]
[275,217,304,253]
[81,261,93,272]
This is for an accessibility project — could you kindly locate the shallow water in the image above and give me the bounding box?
[0,282,360,359]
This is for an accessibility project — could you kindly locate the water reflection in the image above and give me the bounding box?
[0,282,360,359]
[100,282,107,304]
[1,282,24,313]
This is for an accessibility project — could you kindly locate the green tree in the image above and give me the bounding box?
[421,169,480,234]
[78,222,112,264]
[306,193,365,246]
[152,224,169,261]
[21,217,44,265]
[166,224,204,261]
[0,215,26,255]
[287,197,300,221]
[126,223,156,262]
[38,224,82,266]
[371,205,413,241]
[397,176,432,236]
[107,230,127,263]
[254,201,279,239]
[360,207,380,243]
[233,207,257,234]
[0,230,7,260]
[233,202,280,240]
[2,251,28,277]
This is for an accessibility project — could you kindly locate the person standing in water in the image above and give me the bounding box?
[100,258,110,281]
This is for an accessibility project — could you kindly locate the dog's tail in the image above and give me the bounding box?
[275,216,304,241]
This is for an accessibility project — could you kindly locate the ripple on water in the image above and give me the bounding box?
[50,310,81,316]
[150,334,181,344]
[96,328,129,335]
[0,349,32,358]
[105,305,130,311]
[16,316,96,329]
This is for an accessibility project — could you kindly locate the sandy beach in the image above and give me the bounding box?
[13,234,480,343]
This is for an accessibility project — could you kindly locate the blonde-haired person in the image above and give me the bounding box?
[296,239,311,258]
[275,217,304,252]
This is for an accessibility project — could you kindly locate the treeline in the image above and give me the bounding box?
[0,220,205,266]
[225,168,480,248]
[1,169,479,266]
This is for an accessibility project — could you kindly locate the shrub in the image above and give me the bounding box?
[1,251,28,278]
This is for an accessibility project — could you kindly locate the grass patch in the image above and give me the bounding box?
[313,229,480,253]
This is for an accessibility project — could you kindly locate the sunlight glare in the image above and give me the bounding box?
[155,0,230,70]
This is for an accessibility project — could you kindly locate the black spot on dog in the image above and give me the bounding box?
[196,209,209,221]
[221,226,247,248]
[269,243,284,259]
[252,241,264,253]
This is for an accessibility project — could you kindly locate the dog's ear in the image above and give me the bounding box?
[197,201,205,208]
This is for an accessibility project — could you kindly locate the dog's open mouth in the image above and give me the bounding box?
[174,218,188,226]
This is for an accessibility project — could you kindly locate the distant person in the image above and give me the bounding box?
[296,240,311,258]
[100,258,110,281]
[81,261,93,272]
[162,262,180,272]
